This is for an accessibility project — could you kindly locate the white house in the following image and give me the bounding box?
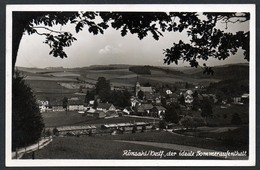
[68,100,84,111]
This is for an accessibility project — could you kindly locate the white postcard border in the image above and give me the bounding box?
[5,4,256,167]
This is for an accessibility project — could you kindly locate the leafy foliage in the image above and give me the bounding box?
[179,116,194,129]
[129,66,151,75]
[201,98,213,118]
[164,103,182,123]
[12,71,44,150]
[137,90,144,100]
[109,89,131,108]
[95,77,111,102]
[13,11,250,72]
[62,97,68,110]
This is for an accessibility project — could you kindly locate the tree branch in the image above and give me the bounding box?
[32,26,67,34]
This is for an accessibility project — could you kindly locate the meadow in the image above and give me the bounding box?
[22,135,194,159]
[21,130,245,159]
[20,65,222,101]
[43,111,157,127]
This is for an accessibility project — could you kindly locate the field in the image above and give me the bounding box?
[43,111,158,127]
[19,65,222,100]
[208,104,249,126]
[22,135,195,159]
[22,130,247,159]
[25,80,78,100]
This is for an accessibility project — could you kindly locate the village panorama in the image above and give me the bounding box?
[14,62,249,160]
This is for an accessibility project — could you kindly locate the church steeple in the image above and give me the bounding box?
[136,81,141,97]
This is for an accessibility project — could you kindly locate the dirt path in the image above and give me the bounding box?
[114,140,248,160]
[12,137,53,159]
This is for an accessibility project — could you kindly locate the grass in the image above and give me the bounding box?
[25,80,78,99]
[22,135,221,159]
[96,130,247,152]
[210,104,249,125]
[173,126,249,151]
[43,112,158,127]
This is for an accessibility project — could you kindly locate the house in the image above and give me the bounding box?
[68,99,84,111]
[166,89,173,95]
[241,93,249,103]
[130,97,140,107]
[145,93,161,104]
[106,110,118,118]
[49,100,64,112]
[96,103,116,113]
[168,93,179,103]
[123,107,133,115]
[183,90,194,104]
[151,106,166,118]
[37,100,49,112]
[136,103,153,116]
[93,110,106,119]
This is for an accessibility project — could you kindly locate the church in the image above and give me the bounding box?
[135,81,153,97]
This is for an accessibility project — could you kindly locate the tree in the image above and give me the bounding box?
[12,12,249,73]
[108,89,131,108]
[159,120,167,130]
[12,71,44,150]
[93,99,98,109]
[62,97,68,113]
[179,116,194,130]
[178,94,185,105]
[193,91,198,98]
[164,103,181,123]
[95,77,111,102]
[161,97,167,107]
[201,98,213,118]
[192,97,201,111]
[137,90,144,100]
[85,90,95,103]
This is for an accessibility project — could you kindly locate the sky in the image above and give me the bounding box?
[15,12,250,68]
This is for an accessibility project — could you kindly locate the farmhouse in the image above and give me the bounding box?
[68,99,84,111]
[93,110,106,119]
[151,106,166,118]
[96,103,116,113]
[49,100,64,112]
[86,109,106,118]
[37,100,49,112]
[130,97,140,107]
[183,90,194,104]
[136,103,153,116]
[106,110,118,118]
[123,107,133,115]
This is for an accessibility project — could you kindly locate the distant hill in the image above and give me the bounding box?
[186,64,249,81]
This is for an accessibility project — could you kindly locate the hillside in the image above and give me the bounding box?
[16,63,249,101]
[184,64,249,81]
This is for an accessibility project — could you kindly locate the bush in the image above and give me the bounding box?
[141,125,146,132]
[193,117,206,128]
[159,120,167,130]
[132,126,137,133]
[179,116,194,129]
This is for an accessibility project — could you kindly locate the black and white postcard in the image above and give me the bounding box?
[5,4,256,167]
